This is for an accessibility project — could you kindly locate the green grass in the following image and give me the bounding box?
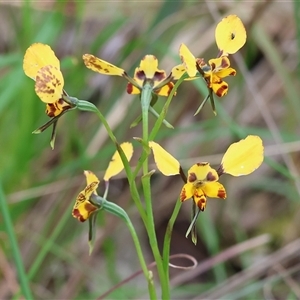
[1,1,300,299]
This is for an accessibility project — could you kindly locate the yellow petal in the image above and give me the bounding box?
[23,43,60,80]
[221,135,264,176]
[72,193,98,222]
[84,170,100,190]
[127,82,141,94]
[179,43,197,77]
[171,64,186,80]
[193,188,207,211]
[149,141,180,176]
[35,65,64,103]
[155,82,174,97]
[201,182,226,199]
[139,55,160,79]
[187,163,219,182]
[215,15,247,54]
[180,182,194,201]
[210,77,228,97]
[83,54,125,76]
[103,142,133,181]
[45,100,71,117]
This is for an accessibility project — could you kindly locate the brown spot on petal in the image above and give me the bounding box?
[221,57,230,69]
[188,172,197,183]
[153,71,165,82]
[196,162,207,167]
[206,171,217,181]
[216,84,228,97]
[72,208,85,222]
[231,33,235,40]
[136,70,146,80]
[195,197,206,211]
[180,188,187,201]
[218,188,226,199]
[210,62,216,71]
[127,83,133,94]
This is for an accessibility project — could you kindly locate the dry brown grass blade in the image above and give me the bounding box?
[196,238,300,299]
[170,234,271,287]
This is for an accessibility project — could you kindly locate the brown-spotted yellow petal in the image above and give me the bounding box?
[180,182,194,202]
[187,163,219,182]
[193,188,207,211]
[221,135,264,176]
[201,181,226,199]
[45,100,71,117]
[72,192,98,222]
[23,43,60,80]
[83,54,125,76]
[103,142,133,181]
[149,141,180,176]
[35,65,64,103]
[84,170,100,193]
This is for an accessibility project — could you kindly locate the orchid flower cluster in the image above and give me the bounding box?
[23,15,264,299]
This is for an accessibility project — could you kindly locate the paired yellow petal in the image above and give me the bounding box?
[149,141,180,176]
[221,135,264,176]
[35,65,64,103]
[215,15,246,54]
[201,181,226,199]
[180,182,194,202]
[23,43,60,80]
[82,54,125,76]
[179,43,197,77]
[103,142,133,181]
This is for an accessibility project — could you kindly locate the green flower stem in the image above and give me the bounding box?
[102,199,157,299]
[162,199,182,284]
[133,73,188,180]
[0,184,33,299]
[141,84,169,299]
[76,99,147,224]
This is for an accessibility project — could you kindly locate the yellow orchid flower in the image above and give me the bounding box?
[72,170,100,222]
[203,56,236,97]
[150,135,264,210]
[72,142,133,222]
[83,54,175,97]
[23,43,72,118]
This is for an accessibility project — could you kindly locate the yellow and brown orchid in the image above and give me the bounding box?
[23,43,72,118]
[83,54,176,97]
[72,142,133,222]
[149,135,264,242]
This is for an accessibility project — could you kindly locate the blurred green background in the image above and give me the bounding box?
[1,1,300,299]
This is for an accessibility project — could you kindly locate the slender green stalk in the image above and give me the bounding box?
[141,83,169,299]
[162,199,182,282]
[102,199,157,299]
[0,184,33,299]
[133,74,188,179]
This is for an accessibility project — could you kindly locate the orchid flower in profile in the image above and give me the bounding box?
[23,43,76,148]
[175,15,247,115]
[149,135,264,244]
[72,142,133,254]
